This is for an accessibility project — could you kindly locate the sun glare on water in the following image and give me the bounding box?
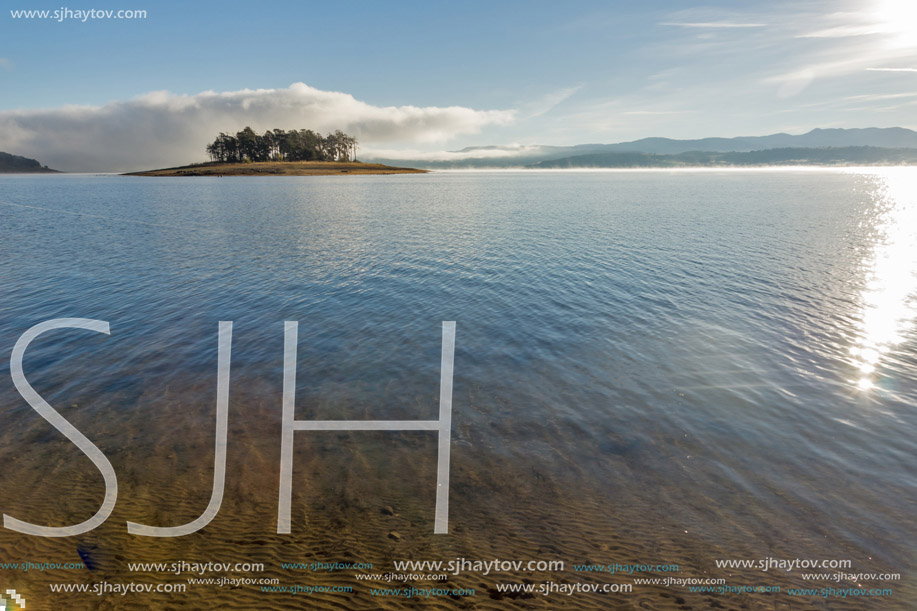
[850,168,917,392]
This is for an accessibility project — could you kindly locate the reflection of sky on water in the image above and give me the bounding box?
[851,169,917,391]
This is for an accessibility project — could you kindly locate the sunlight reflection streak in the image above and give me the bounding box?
[851,168,917,391]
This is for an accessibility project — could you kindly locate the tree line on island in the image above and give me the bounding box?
[206,127,358,163]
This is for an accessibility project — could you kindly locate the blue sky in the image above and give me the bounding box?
[1,0,916,170]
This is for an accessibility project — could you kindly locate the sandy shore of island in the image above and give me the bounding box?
[124,161,427,177]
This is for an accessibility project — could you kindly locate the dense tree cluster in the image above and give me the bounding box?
[206,127,358,163]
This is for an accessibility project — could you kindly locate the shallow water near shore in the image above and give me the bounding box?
[0,169,914,610]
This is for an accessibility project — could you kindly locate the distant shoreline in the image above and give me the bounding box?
[526,146,917,169]
[124,160,427,177]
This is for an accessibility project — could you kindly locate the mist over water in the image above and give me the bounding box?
[0,169,914,609]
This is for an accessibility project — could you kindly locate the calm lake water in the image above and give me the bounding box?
[0,169,914,610]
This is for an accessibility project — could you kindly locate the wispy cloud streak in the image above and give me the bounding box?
[660,21,765,28]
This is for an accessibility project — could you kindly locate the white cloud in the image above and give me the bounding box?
[0,82,515,172]
[763,29,917,98]
[843,91,917,101]
[660,22,765,28]
[622,110,690,115]
[522,86,582,118]
[798,24,893,38]
[867,67,917,72]
[795,3,917,46]
[775,69,815,99]
[362,144,548,162]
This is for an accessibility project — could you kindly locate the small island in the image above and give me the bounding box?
[126,160,426,177]
[125,126,425,176]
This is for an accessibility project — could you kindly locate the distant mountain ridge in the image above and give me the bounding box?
[0,151,59,173]
[528,146,917,169]
[365,127,917,168]
[547,127,917,155]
